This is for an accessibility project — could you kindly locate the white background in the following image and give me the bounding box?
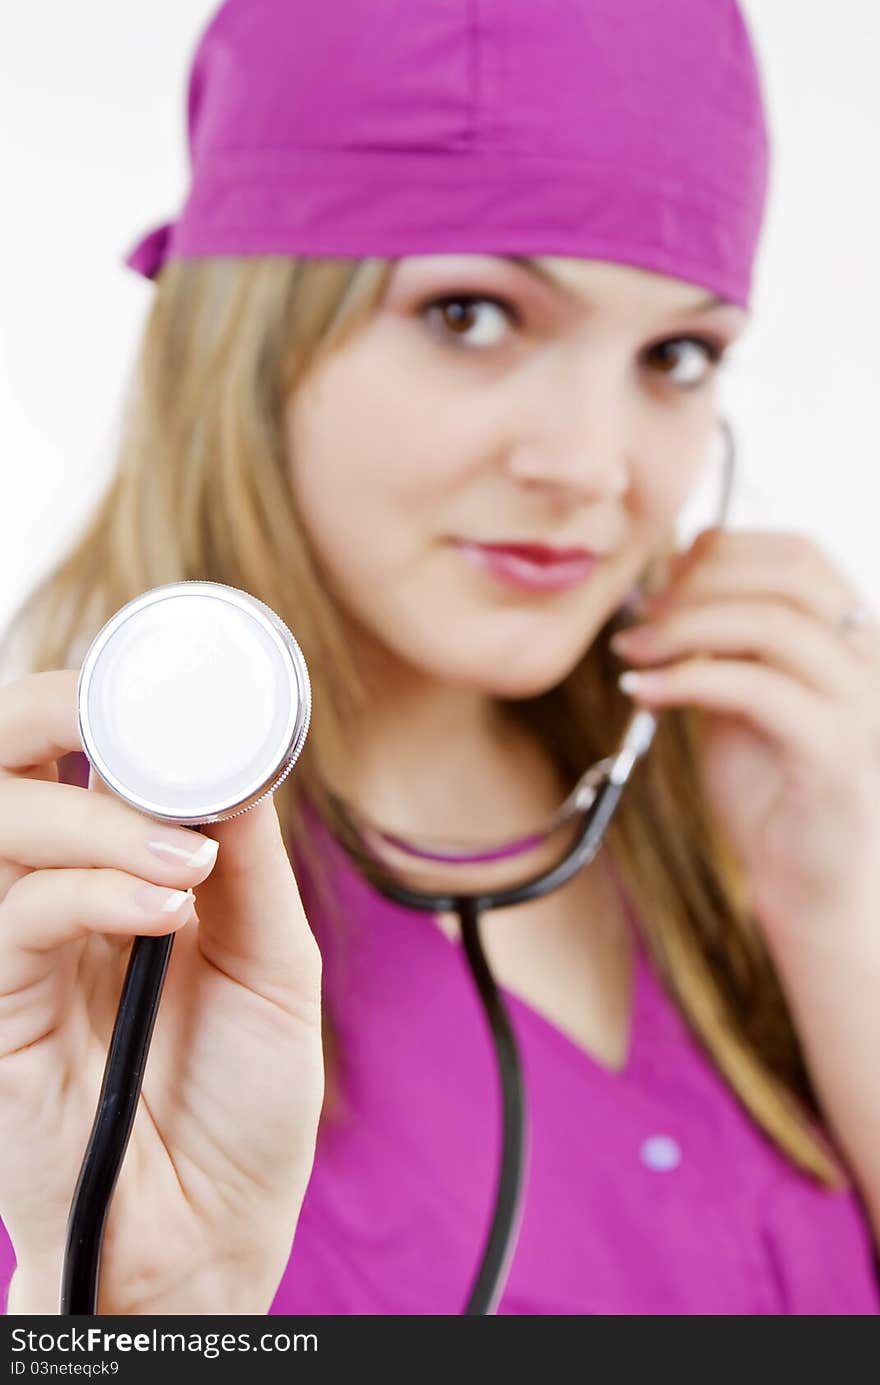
[1,1,879,640]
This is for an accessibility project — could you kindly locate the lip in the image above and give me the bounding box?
[450,539,601,592]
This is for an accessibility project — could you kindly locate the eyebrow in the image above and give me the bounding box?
[504,256,731,313]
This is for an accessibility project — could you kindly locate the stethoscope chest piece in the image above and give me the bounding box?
[76,581,311,825]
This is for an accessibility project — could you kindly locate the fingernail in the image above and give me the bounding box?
[619,670,651,694]
[610,629,637,654]
[148,833,219,871]
[134,883,196,914]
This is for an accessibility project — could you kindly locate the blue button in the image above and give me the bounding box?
[640,1134,682,1172]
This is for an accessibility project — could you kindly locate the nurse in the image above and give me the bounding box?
[1,0,879,1314]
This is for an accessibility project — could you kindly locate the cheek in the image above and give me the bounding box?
[629,410,717,533]
[284,355,467,585]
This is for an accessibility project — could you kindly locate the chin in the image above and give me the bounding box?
[370,598,609,695]
[431,640,595,699]
[475,662,587,700]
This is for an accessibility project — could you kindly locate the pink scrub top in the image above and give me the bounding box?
[2,753,878,1315]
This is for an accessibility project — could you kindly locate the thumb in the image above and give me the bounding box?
[186,793,322,1006]
[87,763,115,797]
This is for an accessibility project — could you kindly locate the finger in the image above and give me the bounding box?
[0,778,221,887]
[0,670,82,778]
[0,867,197,1018]
[192,794,323,1011]
[651,528,872,635]
[55,764,318,1006]
[618,655,839,769]
[18,764,60,785]
[611,598,872,701]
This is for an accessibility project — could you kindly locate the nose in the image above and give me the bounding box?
[504,366,630,501]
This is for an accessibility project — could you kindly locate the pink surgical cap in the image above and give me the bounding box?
[125,0,771,308]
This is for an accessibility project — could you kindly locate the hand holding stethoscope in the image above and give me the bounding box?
[0,645,323,1315]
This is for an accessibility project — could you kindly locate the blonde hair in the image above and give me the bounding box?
[0,254,843,1183]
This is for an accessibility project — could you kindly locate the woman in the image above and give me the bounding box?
[1,0,879,1315]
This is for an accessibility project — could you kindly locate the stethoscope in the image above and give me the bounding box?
[60,423,734,1316]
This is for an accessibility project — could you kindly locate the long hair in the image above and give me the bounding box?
[0,254,842,1183]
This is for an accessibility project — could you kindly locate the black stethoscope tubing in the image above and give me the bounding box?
[59,755,634,1316]
[364,772,628,1315]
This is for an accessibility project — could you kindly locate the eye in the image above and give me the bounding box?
[642,336,726,389]
[418,293,519,350]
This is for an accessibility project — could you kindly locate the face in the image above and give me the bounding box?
[285,254,748,699]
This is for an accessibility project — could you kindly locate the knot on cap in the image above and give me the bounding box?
[125,221,174,279]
